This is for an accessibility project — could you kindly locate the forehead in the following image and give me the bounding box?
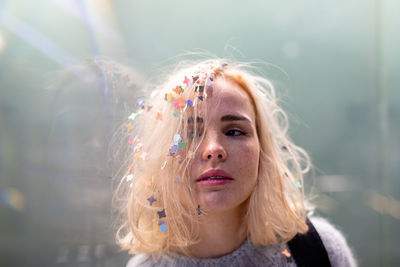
[204,78,255,120]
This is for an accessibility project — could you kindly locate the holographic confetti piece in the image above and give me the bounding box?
[173,86,181,94]
[147,195,156,206]
[167,93,173,101]
[128,165,134,173]
[126,123,133,132]
[186,100,193,107]
[173,101,180,109]
[136,99,145,106]
[183,76,190,86]
[293,181,302,189]
[128,136,135,145]
[126,174,133,182]
[172,111,181,118]
[196,205,202,215]
[128,112,138,121]
[158,221,167,232]
[157,208,166,219]
[134,143,143,152]
[282,249,292,260]
[170,145,179,154]
[134,154,142,162]
[178,142,185,149]
[175,175,179,183]
[173,133,182,144]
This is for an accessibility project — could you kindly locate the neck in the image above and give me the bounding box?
[188,206,247,258]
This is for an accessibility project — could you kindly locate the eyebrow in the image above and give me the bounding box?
[187,114,251,124]
[220,114,251,123]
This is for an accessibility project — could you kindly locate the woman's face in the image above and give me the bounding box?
[189,78,260,213]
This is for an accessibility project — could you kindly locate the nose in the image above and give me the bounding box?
[201,131,227,161]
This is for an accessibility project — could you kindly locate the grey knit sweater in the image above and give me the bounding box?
[126,217,357,267]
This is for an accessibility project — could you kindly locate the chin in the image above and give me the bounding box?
[197,190,246,213]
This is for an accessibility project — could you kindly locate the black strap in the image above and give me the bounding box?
[287,218,332,267]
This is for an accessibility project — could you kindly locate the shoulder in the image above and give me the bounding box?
[126,254,155,267]
[310,217,358,267]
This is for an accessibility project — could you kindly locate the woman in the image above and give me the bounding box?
[113,59,357,266]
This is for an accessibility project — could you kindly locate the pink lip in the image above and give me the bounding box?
[196,169,234,186]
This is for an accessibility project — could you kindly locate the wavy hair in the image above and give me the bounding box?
[112,58,311,257]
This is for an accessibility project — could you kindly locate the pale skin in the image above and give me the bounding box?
[186,78,260,258]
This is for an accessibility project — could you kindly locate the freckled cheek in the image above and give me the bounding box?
[231,144,260,176]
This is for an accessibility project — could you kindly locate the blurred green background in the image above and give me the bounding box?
[1,0,399,266]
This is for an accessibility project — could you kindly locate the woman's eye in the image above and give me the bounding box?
[225,129,246,136]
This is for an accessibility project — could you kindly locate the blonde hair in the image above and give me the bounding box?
[112,58,310,257]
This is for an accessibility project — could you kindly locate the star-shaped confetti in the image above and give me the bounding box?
[173,86,183,94]
[126,123,133,131]
[158,220,167,232]
[147,195,156,206]
[183,76,190,86]
[128,112,138,121]
[282,249,292,262]
[293,181,302,189]
[157,208,166,219]
[126,174,133,182]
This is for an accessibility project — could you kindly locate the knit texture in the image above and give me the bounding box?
[126,217,357,267]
